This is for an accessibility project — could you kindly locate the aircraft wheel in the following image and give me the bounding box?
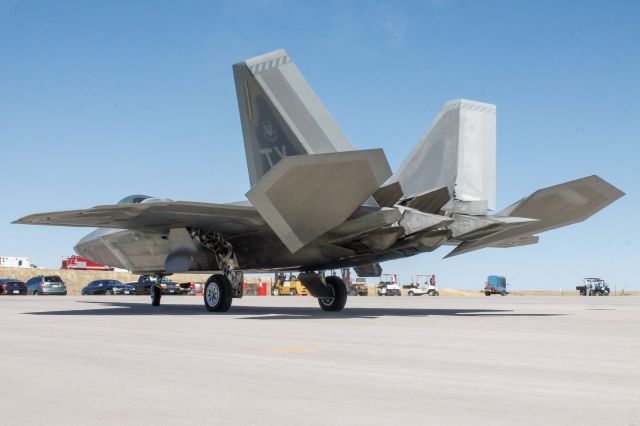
[318,276,347,312]
[204,274,232,312]
[151,285,161,306]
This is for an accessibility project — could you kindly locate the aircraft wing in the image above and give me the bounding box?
[445,175,624,257]
[13,201,266,236]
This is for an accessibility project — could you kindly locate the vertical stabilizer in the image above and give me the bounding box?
[233,49,353,186]
[394,99,496,214]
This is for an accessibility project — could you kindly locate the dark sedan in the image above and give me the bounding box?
[81,280,133,295]
[130,278,179,295]
[0,278,27,295]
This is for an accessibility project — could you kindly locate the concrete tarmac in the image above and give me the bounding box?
[1,295,639,426]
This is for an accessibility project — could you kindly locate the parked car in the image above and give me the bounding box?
[179,281,204,295]
[132,275,179,295]
[0,278,27,295]
[25,275,67,295]
[81,280,134,295]
[159,279,179,295]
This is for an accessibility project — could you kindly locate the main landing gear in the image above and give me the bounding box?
[198,271,348,313]
[203,274,233,312]
[317,275,348,312]
[298,272,348,312]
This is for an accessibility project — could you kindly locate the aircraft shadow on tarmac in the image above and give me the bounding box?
[24,301,565,319]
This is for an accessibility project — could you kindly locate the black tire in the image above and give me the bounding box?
[484,292,490,296]
[33,291,39,296]
[105,288,114,295]
[273,287,280,296]
[290,288,297,296]
[318,276,347,312]
[408,291,414,296]
[204,274,232,312]
[151,286,161,306]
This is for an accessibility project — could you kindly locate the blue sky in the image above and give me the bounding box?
[1,0,638,290]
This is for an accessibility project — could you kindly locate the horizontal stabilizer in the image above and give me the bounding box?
[246,149,392,253]
[445,175,624,257]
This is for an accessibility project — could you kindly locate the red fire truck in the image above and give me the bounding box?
[61,255,114,271]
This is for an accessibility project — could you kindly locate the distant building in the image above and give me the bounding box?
[61,255,114,271]
[0,256,32,269]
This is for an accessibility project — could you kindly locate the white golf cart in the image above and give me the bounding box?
[376,274,401,296]
[407,274,439,296]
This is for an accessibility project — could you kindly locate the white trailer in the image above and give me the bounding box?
[0,256,32,269]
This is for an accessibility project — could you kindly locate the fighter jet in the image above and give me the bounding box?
[14,49,624,312]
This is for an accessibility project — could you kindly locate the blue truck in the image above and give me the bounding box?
[483,275,508,296]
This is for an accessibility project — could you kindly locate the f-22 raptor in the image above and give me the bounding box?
[15,49,624,312]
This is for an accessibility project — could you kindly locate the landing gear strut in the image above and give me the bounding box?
[190,229,243,313]
[151,273,163,307]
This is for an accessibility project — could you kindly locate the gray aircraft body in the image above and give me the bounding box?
[15,49,624,312]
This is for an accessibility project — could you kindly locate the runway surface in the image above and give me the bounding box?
[1,295,639,425]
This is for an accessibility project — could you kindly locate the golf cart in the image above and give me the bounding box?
[406,274,440,296]
[576,278,610,296]
[377,274,401,296]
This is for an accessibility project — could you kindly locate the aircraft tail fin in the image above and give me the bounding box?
[391,99,496,214]
[233,49,353,186]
